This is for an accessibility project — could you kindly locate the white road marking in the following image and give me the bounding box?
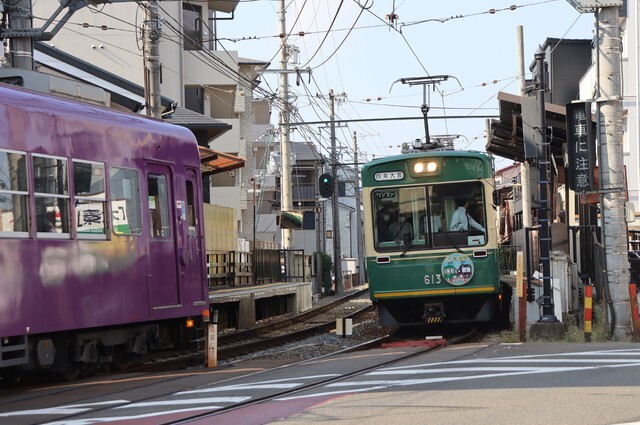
[369,366,556,375]
[45,407,213,425]
[116,396,250,408]
[280,353,640,401]
[0,400,129,417]
[177,383,301,394]
[175,373,339,395]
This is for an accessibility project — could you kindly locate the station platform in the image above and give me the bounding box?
[208,281,313,330]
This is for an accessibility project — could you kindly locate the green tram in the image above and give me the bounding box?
[362,150,509,327]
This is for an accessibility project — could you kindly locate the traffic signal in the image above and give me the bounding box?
[319,173,333,198]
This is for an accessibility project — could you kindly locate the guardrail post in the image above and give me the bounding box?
[516,251,526,342]
[629,283,640,341]
[584,285,592,342]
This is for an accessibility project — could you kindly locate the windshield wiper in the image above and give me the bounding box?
[439,230,464,254]
[400,221,425,257]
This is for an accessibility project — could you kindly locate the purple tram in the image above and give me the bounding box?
[0,83,209,379]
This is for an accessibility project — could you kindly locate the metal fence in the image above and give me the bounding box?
[207,249,306,288]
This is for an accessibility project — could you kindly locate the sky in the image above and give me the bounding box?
[216,0,595,170]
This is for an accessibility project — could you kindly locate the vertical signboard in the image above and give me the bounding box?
[566,101,595,191]
[521,96,541,160]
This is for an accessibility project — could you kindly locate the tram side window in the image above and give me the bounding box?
[0,149,29,236]
[74,161,106,238]
[148,174,171,238]
[33,155,71,237]
[109,167,142,235]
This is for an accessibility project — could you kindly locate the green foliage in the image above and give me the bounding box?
[498,245,519,274]
[498,302,611,343]
[313,252,333,292]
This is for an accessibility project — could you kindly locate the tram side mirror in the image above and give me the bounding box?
[626,201,636,223]
[492,189,499,207]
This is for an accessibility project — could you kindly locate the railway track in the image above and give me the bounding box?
[0,324,487,424]
[165,327,481,424]
[0,289,374,386]
[216,288,373,360]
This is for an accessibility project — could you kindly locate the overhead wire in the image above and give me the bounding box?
[136,0,284,109]
[309,0,369,70]
[300,0,344,68]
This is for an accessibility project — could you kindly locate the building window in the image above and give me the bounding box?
[185,86,204,114]
[183,3,203,51]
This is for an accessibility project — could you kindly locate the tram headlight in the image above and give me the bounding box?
[413,160,439,175]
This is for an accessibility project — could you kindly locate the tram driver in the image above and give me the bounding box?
[449,198,485,233]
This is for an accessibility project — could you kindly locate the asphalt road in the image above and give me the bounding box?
[267,342,640,425]
[2,342,640,425]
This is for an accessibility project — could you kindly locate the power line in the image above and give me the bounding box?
[290,114,498,126]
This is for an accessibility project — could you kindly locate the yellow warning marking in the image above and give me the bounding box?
[374,286,495,299]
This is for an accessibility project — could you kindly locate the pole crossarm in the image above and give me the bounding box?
[260,67,312,75]
[0,0,139,41]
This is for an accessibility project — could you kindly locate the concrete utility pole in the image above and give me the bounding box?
[353,131,365,287]
[330,90,343,294]
[278,0,294,250]
[143,1,163,118]
[597,5,630,338]
[535,47,557,323]
[517,26,533,233]
[8,0,34,70]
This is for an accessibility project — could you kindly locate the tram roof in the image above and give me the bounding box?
[364,150,492,168]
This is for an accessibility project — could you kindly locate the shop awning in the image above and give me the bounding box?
[199,146,245,176]
[486,91,568,164]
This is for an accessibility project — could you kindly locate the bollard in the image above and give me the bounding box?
[629,284,640,341]
[207,309,219,368]
[335,318,353,337]
[584,285,592,342]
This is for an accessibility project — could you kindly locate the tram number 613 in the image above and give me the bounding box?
[424,274,442,285]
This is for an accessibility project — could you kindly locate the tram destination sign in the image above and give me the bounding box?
[566,101,595,191]
[374,171,404,182]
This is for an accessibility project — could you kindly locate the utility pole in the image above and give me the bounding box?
[143,1,162,118]
[535,46,557,323]
[8,0,33,70]
[518,26,536,303]
[597,5,630,338]
[315,168,323,294]
[353,131,365,287]
[330,90,343,294]
[517,27,533,235]
[278,0,294,250]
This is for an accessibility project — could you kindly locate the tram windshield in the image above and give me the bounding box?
[372,181,486,252]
